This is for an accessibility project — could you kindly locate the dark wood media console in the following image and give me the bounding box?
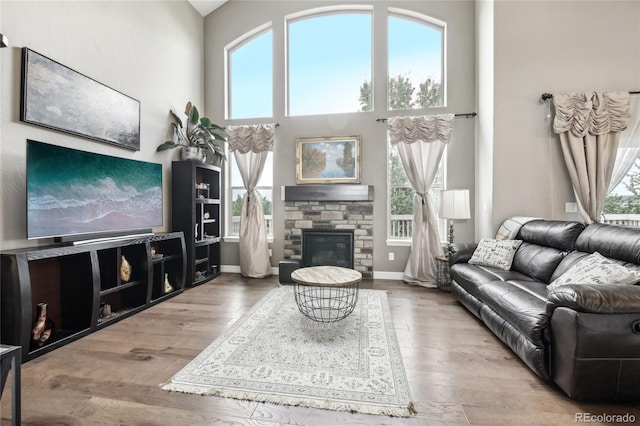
[0,232,186,362]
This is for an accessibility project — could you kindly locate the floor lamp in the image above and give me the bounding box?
[439,189,471,245]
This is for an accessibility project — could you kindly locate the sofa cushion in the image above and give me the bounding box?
[469,238,523,270]
[516,219,585,251]
[450,263,536,300]
[548,252,640,291]
[448,242,477,265]
[479,304,548,379]
[575,223,640,264]
[512,242,566,283]
[549,251,590,282]
[478,280,550,345]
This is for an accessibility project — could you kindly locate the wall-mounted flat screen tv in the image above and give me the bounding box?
[27,140,163,241]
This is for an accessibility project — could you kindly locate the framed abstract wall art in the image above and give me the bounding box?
[21,48,140,151]
[295,136,361,184]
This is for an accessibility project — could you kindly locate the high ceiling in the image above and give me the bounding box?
[187,0,227,17]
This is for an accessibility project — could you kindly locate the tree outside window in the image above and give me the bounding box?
[603,158,640,226]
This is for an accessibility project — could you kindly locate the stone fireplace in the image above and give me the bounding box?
[283,185,374,279]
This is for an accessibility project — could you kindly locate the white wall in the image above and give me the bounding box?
[475,0,494,240]
[478,0,640,236]
[204,1,477,272]
[0,1,204,250]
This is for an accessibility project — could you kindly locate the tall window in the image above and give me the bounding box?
[386,10,446,242]
[288,9,372,116]
[388,145,446,242]
[227,153,274,239]
[387,11,444,110]
[227,27,272,119]
[225,24,274,240]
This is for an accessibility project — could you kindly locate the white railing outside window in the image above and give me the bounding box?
[390,215,413,239]
[232,215,274,235]
[601,214,640,227]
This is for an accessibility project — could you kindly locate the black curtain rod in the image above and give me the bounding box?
[541,91,640,101]
[375,112,477,123]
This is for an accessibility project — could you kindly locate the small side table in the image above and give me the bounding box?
[435,256,451,292]
[0,345,21,426]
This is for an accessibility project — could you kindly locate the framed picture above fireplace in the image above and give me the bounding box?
[295,136,361,184]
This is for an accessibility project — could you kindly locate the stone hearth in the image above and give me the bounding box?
[283,199,373,279]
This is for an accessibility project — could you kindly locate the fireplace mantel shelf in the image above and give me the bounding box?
[283,185,374,202]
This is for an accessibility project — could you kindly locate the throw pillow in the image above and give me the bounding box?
[468,238,523,270]
[547,252,640,291]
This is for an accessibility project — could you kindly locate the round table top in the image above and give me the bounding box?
[291,266,362,287]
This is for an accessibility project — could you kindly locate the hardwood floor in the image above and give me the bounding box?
[2,274,639,425]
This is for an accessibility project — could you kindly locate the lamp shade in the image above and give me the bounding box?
[439,189,471,219]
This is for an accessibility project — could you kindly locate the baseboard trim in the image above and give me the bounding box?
[221,265,279,275]
[372,271,405,280]
[221,265,404,281]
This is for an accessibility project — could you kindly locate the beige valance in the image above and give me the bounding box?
[388,114,455,145]
[553,92,630,137]
[227,124,275,153]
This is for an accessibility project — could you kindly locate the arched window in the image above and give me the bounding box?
[225,24,274,240]
[387,10,447,243]
[226,25,273,119]
[287,8,372,116]
[387,9,445,110]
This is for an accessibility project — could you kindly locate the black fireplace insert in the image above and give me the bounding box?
[302,229,354,269]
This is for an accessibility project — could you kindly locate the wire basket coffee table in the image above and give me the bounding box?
[291,266,362,322]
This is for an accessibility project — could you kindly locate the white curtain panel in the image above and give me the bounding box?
[608,95,640,192]
[553,92,631,223]
[388,114,454,287]
[227,124,275,278]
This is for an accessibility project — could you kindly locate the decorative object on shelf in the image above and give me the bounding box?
[439,189,471,245]
[181,146,206,162]
[150,245,164,260]
[196,182,210,199]
[295,136,361,184]
[195,223,198,240]
[31,302,55,347]
[164,273,174,294]
[21,48,140,151]
[99,302,112,318]
[120,255,131,282]
[203,211,210,219]
[156,101,226,165]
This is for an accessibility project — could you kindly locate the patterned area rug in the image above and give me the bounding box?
[162,287,415,417]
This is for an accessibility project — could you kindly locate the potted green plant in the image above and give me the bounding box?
[157,101,226,165]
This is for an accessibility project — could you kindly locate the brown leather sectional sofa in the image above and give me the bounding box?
[449,220,640,400]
